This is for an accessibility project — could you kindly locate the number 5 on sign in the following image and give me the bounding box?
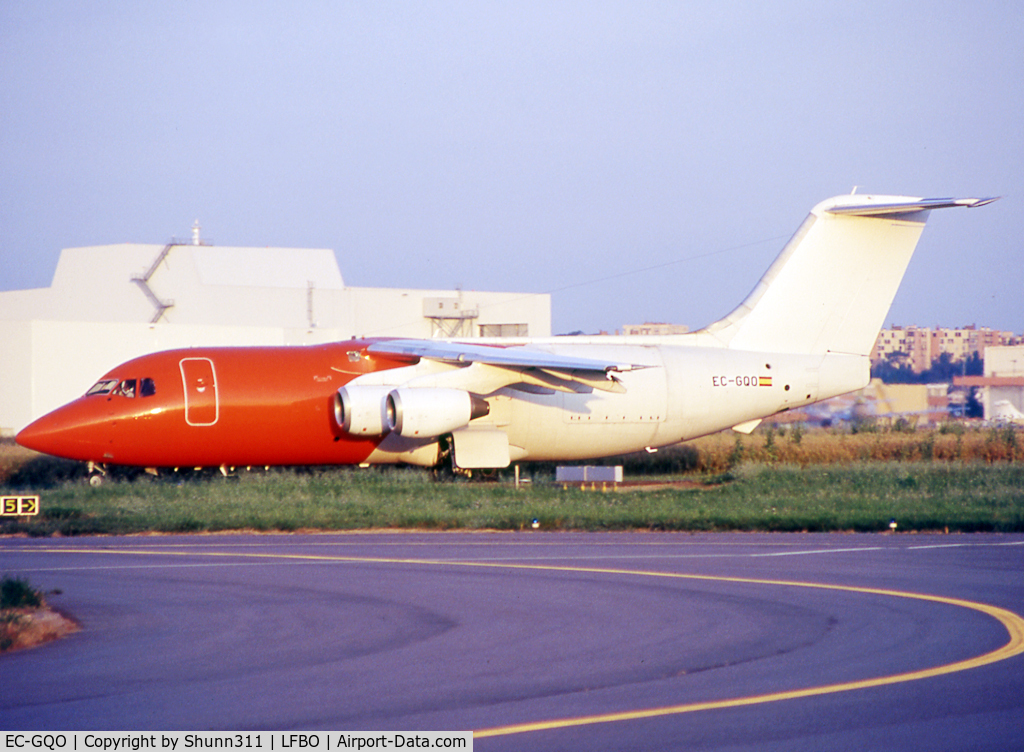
[1,496,39,515]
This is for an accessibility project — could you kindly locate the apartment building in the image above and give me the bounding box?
[873,325,1021,373]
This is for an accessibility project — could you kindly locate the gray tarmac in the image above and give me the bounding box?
[1,532,1022,751]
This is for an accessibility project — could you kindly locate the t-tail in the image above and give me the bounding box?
[698,195,999,356]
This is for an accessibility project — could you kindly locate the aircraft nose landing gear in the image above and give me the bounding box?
[87,461,107,486]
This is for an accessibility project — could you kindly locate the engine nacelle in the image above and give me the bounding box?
[386,388,490,438]
[334,385,393,436]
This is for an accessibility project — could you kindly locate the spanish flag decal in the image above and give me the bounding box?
[759,376,773,387]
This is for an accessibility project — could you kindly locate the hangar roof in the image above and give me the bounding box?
[2,243,346,325]
[48,243,343,292]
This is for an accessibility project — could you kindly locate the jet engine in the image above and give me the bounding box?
[386,388,490,438]
[333,385,393,435]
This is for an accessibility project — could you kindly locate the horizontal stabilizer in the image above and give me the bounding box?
[825,196,999,216]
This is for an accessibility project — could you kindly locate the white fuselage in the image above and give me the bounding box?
[358,338,868,464]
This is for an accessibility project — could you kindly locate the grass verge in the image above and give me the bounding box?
[2,461,1023,536]
[1,575,78,653]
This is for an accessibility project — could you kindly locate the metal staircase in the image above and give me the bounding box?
[130,243,177,323]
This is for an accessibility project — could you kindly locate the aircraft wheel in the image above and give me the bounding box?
[88,474,104,487]
[431,464,455,482]
[477,468,500,483]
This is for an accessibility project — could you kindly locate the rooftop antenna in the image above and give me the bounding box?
[191,220,202,246]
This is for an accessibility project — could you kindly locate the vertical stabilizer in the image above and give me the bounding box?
[698,195,997,355]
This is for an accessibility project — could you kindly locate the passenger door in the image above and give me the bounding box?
[179,357,219,426]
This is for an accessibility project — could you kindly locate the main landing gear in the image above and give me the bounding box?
[429,434,499,482]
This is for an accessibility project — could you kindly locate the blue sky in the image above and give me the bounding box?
[2,1,1021,335]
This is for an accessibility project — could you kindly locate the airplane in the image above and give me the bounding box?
[16,194,997,479]
[992,400,1024,425]
[796,383,951,428]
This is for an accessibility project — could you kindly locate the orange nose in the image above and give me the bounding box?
[16,401,109,461]
[16,413,64,455]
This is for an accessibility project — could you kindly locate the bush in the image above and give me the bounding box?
[1,575,42,609]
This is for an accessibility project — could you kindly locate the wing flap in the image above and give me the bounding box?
[367,339,639,396]
[398,360,626,396]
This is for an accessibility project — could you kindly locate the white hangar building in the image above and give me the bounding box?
[0,234,550,436]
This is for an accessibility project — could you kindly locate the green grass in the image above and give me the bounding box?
[2,462,1023,536]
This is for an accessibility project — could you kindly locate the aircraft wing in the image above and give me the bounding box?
[366,338,649,395]
[367,338,646,373]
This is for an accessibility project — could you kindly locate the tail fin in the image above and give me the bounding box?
[699,195,998,355]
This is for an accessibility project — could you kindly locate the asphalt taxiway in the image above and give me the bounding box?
[1,532,1022,750]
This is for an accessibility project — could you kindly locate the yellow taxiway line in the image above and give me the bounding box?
[19,546,1024,739]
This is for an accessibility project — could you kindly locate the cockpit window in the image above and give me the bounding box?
[86,377,155,397]
[86,379,119,396]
